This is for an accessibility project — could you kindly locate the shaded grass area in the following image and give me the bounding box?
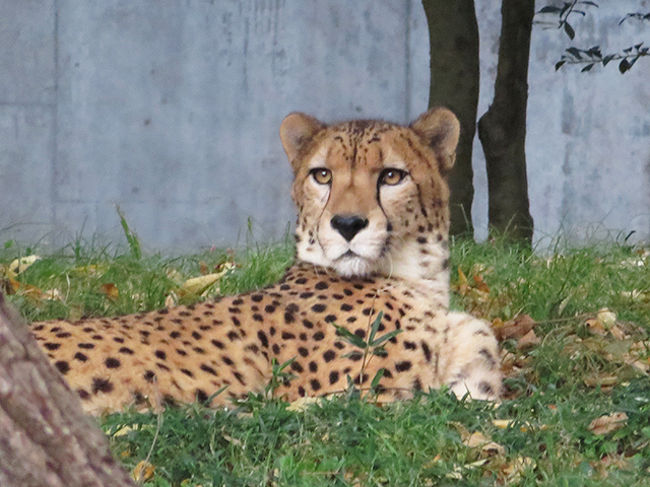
[1,236,649,486]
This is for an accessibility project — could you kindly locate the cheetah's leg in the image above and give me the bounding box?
[439,312,502,400]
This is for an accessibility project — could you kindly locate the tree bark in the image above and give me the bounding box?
[478,0,535,244]
[0,293,135,487]
[422,0,480,237]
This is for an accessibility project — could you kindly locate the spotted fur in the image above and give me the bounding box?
[31,107,501,414]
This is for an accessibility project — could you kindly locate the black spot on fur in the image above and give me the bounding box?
[329,371,340,384]
[196,389,209,403]
[155,350,166,360]
[479,382,495,396]
[144,370,156,383]
[348,352,363,361]
[44,342,61,351]
[92,377,114,394]
[323,350,336,362]
[479,348,497,368]
[311,304,326,313]
[78,343,94,349]
[395,361,412,372]
[74,352,88,362]
[200,364,218,376]
[421,341,432,362]
[54,361,69,374]
[105,357,120,368]
[257,331,269,348]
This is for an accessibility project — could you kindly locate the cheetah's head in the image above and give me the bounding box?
[280,107,460,282]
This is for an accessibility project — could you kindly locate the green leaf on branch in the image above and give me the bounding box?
[564,22,575,39]
[619,59,631,73]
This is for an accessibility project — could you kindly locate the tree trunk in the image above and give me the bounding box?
[422,0,480,237]
[0,293,135,487]
[478,0,535,244]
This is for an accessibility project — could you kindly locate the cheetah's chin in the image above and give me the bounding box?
[332,254,377,277]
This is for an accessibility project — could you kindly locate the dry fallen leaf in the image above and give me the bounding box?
[472,273,490,294]
[517,329,540,350]
[8,255,41,275]
[583,374,619,389]
[132,460,155,482]
[100,283,119,301]
[492,419,513,429]
[495,314,537,341]
[586,318,608,336]
[164,291,178,308]
[457,267,469,296]
[591,453,632,478]
[499,456,534,483]
[462,431,506,457]
[588,412,628,435]
[181,273,223,295]
[180,262,234,297]
[597,308,617,328]
[7,278,43,299]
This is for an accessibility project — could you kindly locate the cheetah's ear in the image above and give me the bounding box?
[280,112,325,169]
[410,107,460,173]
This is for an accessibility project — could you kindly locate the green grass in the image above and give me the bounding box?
[2,235,648,486]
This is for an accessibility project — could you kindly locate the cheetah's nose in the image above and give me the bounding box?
[330,214,369,242]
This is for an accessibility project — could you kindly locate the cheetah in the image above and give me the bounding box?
[30,107,502,414]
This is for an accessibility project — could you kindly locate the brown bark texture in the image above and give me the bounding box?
[478,0,535,244]
[422,0,480,237]
[0,293,135,487]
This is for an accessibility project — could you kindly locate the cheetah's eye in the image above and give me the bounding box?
[379,168,407,186]
[310,168,332,185]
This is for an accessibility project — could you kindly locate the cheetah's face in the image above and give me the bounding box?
[280,107,460,280]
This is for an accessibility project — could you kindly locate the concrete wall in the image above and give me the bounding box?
[1,0,648,251]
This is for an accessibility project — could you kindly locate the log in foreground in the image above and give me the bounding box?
[0,293,134,487]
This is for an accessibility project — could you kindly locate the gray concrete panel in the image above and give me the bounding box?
[53,0,415,249]
[0,0,648,250]
[0,0,55,104]
[0,105,55,242]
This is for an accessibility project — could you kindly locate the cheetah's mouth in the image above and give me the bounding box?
[340,250,358,258]
[331,250,377,277]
